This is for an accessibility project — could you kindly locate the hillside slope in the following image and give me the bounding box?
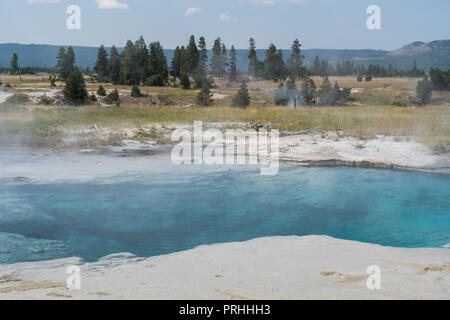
[0,40,448,71]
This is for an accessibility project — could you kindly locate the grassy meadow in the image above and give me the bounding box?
[0,74,449,152]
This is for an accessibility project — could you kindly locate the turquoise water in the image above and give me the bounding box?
[0,156,449,264]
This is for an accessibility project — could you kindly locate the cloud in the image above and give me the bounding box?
[27,0,59,4]
[219,14,237,22]
[184,7,205,16]
[96,0,128,9]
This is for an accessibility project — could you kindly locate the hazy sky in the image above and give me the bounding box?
[0,0,448,50]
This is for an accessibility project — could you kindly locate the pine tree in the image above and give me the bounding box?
[148,41,169,85]
[232,82,251,108]
[416,75,432,105]
[186,35,199,75]
[179,46,190,76]
[229,45,237,74]
[56,47,75,81]
[263,44,286,82]
[10,53,22,82]
[135,36,150,84]
[197,83,214,106]
[288,39,305,80]
[94,45,109,82]
[63,67,88,105]
[180,73,191,90]
[210,38,224,78]
[248,38,259,79]
[131,85,142,97]
[108,46,121,85]
[221,43,228,78]
[120,40,139,85]
[229,45,238,82]
[56,47,66,80]
[170,46,183,78]
[198,36,208,75]
[65,47,76,78]
[105,89,120,105]
[97,85,106,96]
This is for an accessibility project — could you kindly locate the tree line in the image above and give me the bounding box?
[309,57,426,78]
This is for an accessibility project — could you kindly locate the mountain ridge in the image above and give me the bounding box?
[0,40,448,71]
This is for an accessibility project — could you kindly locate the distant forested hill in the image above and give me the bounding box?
[0,40,448,72]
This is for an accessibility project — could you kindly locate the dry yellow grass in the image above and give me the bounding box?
[1,75,449,151]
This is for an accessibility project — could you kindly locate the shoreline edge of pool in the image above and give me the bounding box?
[1,235,449,300]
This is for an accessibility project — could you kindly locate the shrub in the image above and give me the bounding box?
[6,93,30,105]
[4,83,12,88]
[97,85,106,96]
[196,84,214,107]
[365,75,373,82]
[88,93,97,102]
[38,95,55,105]
[49,76,56,87]
[146,74,165,87]
[193,75,215,90]
[232,83,251,108]
[180,73,191,90]
[392,95,409,107]
[357,74,363,82]
[131,85,142,97]
[105,89,120,105]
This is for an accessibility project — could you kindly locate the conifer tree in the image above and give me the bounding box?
[288,39,305,80]
[131,85,142,97]
[232,82,251,108]
[197,83,214,106]
[229,45,237,74]
[229,45,238,81]
[94,45,109,82]
[221,43,228,78]
[108,46,121,85]
[120,40,139,85]
[64,67,88,105]
[135,36,150,83]
[97,85,106,96]
[65,47,76,77]
[10,53,22,82]
[170,47,183,78]
[416,75,432,105]
[148,41,169,85]
[248,38,260,79]
[210,38,224,78]
[198,36,208,76]
[186,35,200,75]
[263,44,286,82]
[56,47,66,80]
[180,72,191,90]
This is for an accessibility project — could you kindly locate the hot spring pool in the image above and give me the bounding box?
[0,152,449,264]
